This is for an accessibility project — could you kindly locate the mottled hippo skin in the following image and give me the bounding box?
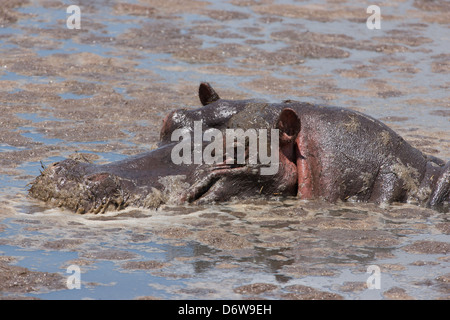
[29,83,449,213]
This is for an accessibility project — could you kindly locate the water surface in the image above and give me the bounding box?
[0,0,448,300]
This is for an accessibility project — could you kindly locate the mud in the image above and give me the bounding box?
[2,194,449,299]
[0,255,65,298]
[0,0,449,299]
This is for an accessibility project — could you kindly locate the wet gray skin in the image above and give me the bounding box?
[29,83,449,214]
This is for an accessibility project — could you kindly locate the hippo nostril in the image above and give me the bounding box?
[87,172,110,182]
[51,164,63,175]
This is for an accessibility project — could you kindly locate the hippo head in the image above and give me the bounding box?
[160,84,302,204]
[29,83,302,213]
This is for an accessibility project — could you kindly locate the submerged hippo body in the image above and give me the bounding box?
[29,83,449,213]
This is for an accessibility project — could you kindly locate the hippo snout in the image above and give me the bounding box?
[29,159,129,214]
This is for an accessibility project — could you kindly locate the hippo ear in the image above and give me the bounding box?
[276,108,300,145]
[199,82,220,106]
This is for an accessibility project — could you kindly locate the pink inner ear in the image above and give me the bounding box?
[277,108,301,144]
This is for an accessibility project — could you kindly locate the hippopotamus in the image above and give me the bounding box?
[29,83,449,213]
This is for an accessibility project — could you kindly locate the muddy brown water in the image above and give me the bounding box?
[0,0,448,299]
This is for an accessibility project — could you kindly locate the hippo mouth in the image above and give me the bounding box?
[187,176,221,203]
[182,162,261,204]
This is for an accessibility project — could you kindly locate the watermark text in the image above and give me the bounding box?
[66,264,81,289]
[171,121,279,175]
[66,5,81,30]
[367,5,381,30]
